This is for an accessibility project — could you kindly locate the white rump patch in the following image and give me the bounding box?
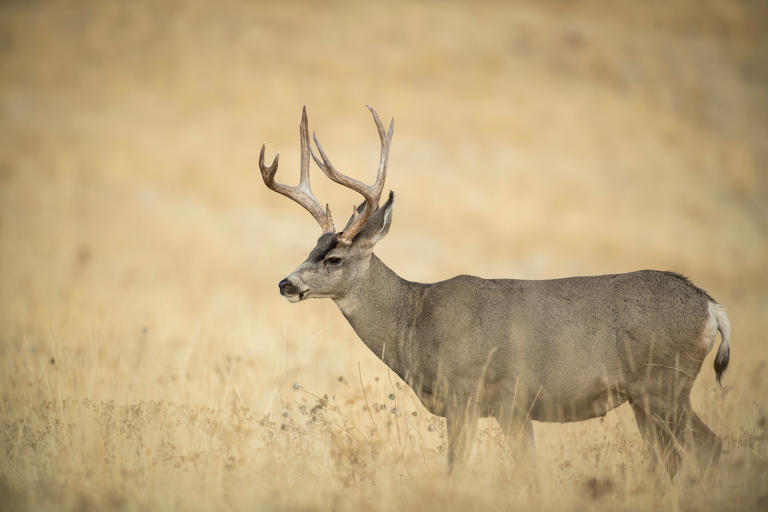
[702,301,720,353]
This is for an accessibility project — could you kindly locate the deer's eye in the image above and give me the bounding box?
[325,257,343,266]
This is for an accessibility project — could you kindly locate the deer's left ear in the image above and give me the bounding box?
[356,191,394,247]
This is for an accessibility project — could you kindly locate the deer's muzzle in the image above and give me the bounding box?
[278,277,306,302]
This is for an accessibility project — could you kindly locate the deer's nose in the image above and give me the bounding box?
[279,278,298,296]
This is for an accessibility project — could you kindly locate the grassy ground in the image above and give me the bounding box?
[1,1,767,510]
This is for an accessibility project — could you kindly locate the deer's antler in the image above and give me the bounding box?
[311,105,393,245]
[260,106,335,234]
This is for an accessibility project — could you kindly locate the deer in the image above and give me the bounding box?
[258,106,731,478]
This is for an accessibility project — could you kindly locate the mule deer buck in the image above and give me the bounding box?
[259,106,730,477]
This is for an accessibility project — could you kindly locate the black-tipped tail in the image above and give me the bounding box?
[713,304,731,386]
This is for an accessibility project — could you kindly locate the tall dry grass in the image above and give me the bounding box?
[1,1,767,510]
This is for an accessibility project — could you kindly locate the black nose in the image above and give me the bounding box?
[279,278,299,296]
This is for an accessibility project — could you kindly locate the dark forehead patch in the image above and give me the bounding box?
[309,232,338,262]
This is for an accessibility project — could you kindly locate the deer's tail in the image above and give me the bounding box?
[712,303,731,386]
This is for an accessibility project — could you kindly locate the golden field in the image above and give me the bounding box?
[1,1,767,510]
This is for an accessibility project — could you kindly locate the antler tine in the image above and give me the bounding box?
[259,107,335,234]
[298,106,311,189]
[310,106,393,245]
[366,105,394,183]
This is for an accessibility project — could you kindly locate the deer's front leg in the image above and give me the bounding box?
[446,407,479,473]
[495,406,538,485]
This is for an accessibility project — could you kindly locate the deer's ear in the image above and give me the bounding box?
[355,191,394,247]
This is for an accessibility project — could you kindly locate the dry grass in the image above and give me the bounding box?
[1,1,768,510]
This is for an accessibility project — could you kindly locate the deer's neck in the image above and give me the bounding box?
[333,255,424,382]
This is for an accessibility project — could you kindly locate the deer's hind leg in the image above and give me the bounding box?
[629,367,720,479]
[627,363,692,478]
[630,399,682,478]
[683,404,722,471]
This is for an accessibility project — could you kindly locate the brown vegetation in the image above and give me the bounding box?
[1,1,767,510]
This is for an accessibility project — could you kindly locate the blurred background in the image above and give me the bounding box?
[1,1,767,510]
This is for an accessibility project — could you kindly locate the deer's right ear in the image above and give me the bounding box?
[356,191,394,247]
